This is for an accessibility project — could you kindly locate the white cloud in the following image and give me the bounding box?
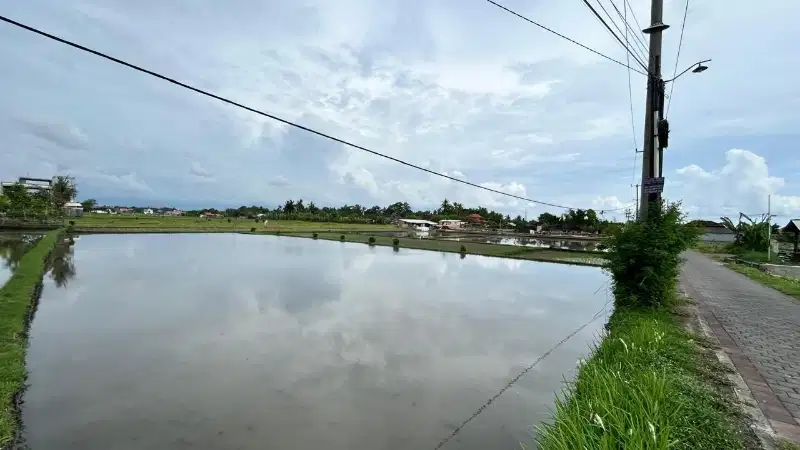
[674,149,800,219]
[0,0,797,214]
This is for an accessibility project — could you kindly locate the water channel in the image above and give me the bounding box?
[18,233,609,449]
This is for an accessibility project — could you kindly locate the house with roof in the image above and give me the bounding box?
[395,218,437,229]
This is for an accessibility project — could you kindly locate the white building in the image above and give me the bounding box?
[439,219,462,229]
[143,208,154,215]
[396,219,438,229]
[63,202,84,217]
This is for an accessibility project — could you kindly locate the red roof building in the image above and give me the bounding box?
[465,213,484,223]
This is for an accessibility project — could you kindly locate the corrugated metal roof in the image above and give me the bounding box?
[397,219,437,225]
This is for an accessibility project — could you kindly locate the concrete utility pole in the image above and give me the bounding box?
[767,194,772,261]
[638,0,668,221]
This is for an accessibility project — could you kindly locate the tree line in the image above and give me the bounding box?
[0,176,77,220]
[184,199,621,232]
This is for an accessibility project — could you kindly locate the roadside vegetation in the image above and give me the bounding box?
[726,264,800,301]
[538,201,753,449]
[0,230,60,446]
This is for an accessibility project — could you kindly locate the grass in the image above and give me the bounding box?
[69,215,398,233]
[537,302,752,450]
[726,263,800,301]
[273,231,607,267]
[778,439,800,450]
[0,230,60,446]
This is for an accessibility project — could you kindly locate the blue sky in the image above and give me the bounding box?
[1,0,797,221]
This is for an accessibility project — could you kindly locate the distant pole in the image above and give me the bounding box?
[638,0,667,221]
[767,194,772,261]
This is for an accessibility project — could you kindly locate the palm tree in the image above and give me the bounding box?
[52,176,78,212]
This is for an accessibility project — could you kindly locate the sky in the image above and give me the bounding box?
[0,0,798,221]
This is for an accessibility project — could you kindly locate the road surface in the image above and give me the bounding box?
[681,251,800,442]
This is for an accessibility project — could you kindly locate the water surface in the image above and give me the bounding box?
[23,233,609,449]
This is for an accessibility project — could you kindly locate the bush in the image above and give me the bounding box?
[460,244,467,253]
[312,233,318,239]
[393,238,400,247]
[250,227,256,232]
[368,236,376,245]
[227,218,232,223]
[604,201,699,308]
[340,235,345,241]
[68,220,75,226]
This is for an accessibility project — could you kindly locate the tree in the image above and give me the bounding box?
[283,199,295,214]
[52,176,78,211]
[81,199,97,211]
[721,214,771,252]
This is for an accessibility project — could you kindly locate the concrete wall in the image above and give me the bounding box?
[701,232,736,243]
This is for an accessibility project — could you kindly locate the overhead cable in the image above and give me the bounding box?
[666,0,690,117]
[580,0,648,70]
[483,0,647,75]
[0,14,632,213]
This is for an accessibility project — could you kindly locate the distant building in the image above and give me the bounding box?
[439,219,462,229]
[693,220,736,243]
[117,207,134,214]
[200,212,221,218]
[465,214,484,224]
[396,218,437,229]
[1,176,54,195]
[164,209,184,216]
[143,208,154,215]
[63,201,84,217]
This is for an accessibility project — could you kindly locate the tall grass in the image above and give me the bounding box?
[537,307,748,450]
[0,230,60,446]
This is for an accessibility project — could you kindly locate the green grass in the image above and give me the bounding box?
[537,303,751,450]
[0,230,60,446]
[726,263,800,300]
[70,215,397,233]
[273,231,607,267]
[778,439,800,450]
[695,241,735,255]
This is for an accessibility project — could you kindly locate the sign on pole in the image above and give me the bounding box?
[643,177,665,194]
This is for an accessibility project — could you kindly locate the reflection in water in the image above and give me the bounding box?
[47,238,77,288]
[0,233,43,286]
[23,234,609,450]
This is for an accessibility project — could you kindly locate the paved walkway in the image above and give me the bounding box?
[680,251,800,443]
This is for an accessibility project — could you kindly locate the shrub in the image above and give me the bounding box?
[227,218,232,223]
[250,227,256,232]
[68,220,75,226]
[604,201,699,308]
[393,238,400,247]
[460,244,467,253]
[312,233,318,239]
[340,235,345,241]
[368,236,376,245]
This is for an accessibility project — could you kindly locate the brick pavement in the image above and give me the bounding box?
[680,251,800,443]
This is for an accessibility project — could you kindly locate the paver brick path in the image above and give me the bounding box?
[680,251,800,442]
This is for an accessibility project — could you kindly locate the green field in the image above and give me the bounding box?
[70,215,398,233]
[275,231,606,267]
[0,230,60,446]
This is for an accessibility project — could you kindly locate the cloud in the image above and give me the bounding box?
[0,0,797,216]
[188,162,213,180]
[673,149,800,219]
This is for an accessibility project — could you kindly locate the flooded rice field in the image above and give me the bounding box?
[21,233,609,449]
[369,230,603,252]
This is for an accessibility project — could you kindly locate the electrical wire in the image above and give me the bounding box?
[623,0,647,40]
[606,0,650,60]
[623,0,640,208]
[580,0,648,70]
[593,0,648,67]
[665,0,689,117]
[483,0,647,76]
[0,14,633,213]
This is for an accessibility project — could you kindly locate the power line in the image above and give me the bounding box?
[592,0,648,66]
[623,0,647,41]
[666,0,690,117]
[483,0,647,76]
[623,0,640,206]
[430,297,612,450]
[580,0,648,70]
[0,14,631,213]
[606,0,650,60]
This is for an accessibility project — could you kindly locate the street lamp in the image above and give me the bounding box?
[665,59,711,83]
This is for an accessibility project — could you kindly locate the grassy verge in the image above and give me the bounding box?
[272,231,606,267]
[537,301,753,449]
[70,216,397,233]
[726,263,800,300]
[0,230,60,447]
